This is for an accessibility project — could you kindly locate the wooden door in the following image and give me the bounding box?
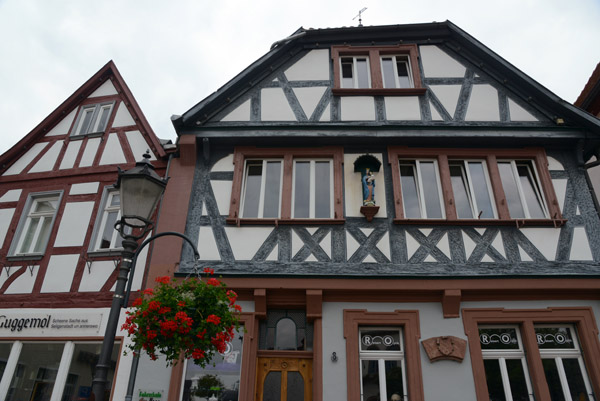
[255,357,312,401]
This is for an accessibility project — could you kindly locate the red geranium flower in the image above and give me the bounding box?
[155,276,171,284]
[142,288,154,295]
[207,278,220,287]
[203,267,214,275]
[206,314,221,325]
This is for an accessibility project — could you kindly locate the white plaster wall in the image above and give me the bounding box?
[570,227,593,260]
[519,228,561,260]
[237,300,254,313]
[284,49,330,81]
[319,104,331,121]
[89,80,118,97]
[79,137,101,167]
[59,140,83,169]
[261,88,297,121]
[293,87,327,119]
[0,208,15,247]
[343,153,387,218]
[384,97,421,120]
[430,102,444,121]
[41,254,79,292]
[429,85,462,116]
[54,202,95,247]
[221,99,251,122]
[198,226,221,261]
[78,260,115,292]
[69,182,99,195]
[129,241,149,291]
[224,226,273,260]
[29,140,63,173]
[508,99,538,121]
[547,157,564,171]
[340,97,375,121]
[211,154,234,172]
[552,178,568,212]
[5,265,39,293]
[99,133,127,165]
[419,45,467,78]
[112,102,136,127]
[465,85,500,121]
[3,142,47,175]
[211,180,233,215]
[45,109,77,136]
[0,189,21,202]
[126,130,156,161]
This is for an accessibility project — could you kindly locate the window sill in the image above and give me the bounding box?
[69,131,106,141]
[332,88,427,96]
[6,254,44,262]
[87,249,124,258]
[226,218,345,226]
[392,218,567,227]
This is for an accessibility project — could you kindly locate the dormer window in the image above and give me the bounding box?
[332,45,426,96]
[70,101,115,137]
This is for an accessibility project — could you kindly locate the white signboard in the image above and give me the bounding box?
[0,313,103,334]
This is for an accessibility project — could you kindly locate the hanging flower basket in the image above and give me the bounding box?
[121,268,242,367]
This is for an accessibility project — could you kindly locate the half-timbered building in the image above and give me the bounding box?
[144,21,600,401]
[0,61,174,400]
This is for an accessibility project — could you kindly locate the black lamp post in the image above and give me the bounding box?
[91,152,168,400]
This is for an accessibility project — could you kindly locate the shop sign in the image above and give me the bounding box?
[0,313,102,334]
[137,390,164,401]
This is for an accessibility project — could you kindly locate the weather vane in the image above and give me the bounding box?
[353,7,368,27]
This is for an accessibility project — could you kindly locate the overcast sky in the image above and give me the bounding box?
[0,0,599,155]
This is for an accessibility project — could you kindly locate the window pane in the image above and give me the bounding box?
[505,359,530,401]
[361,360,381,401]
[360,329,401,351]
[275,318,297,350]
[498,162,526,218]
[6,343,64,401]
[450,164,474,218]
[468,162,495,218]
[183,331,243,401]
[562,358,591,401]
[542,359,566,401]
[287,371,304,401]
[0,343,11,378]
[400,164,421,218]
[396,60,411,88]
[517,164,546,218]
[95,106,111,132]
[20,217,40,253]
[420,161,443,218]
[483,359,507,401]
[263,372,282,401]
[263,161,282,218]
[294,162,310,218]
[100,211,119,249]
[382,57,396,88]
[63,342,120,401]
[535,327,576,350]
[242,164,263,218]
[356,58,369,88]
[78,109,94,135]
[314,161,331,218]
[385,360,405,401]
[341,58,354,88]
[479,328,520,350]
[109,193,120,207]
[33,217,53,253]
[34,200,57,213]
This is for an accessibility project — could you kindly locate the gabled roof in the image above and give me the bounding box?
[173,21,600,135]
[0,60,167,167]
[575,62,600,116]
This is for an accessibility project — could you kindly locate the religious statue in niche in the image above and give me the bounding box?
[354,155,381,222]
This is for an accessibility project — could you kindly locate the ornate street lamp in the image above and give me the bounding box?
[91,152,168,400]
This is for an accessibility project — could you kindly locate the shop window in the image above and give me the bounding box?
[0,341,119,401]
[388,147,564,226]
[463,308,600,401]
[228,147,344,225]
[9,192,62,257]
[344,310,424,401]
[89,188,129,253]
[70,101,115,137]
[259,310,313,351]
[331,45,426,96]
[182,328,244,401]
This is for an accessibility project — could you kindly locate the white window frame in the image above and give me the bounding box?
[535,324,595,401]
[450,159,498,219]
[399,159,446,219]
[9,192,62,256]
[89,188,126,252]
[70,101,115,137]
[479,325,535,401]
[240,159,283,219]
[498,160,549,219]
[358,327,407,401]
[380,55,414,89]
[291,159,334,219]
[340,56,372,89]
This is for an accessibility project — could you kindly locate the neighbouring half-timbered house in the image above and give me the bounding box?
[0,61,175,401]
[147,22,600,401]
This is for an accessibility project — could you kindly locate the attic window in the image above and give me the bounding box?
[332,45,426,96]
[70,101,115,137]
